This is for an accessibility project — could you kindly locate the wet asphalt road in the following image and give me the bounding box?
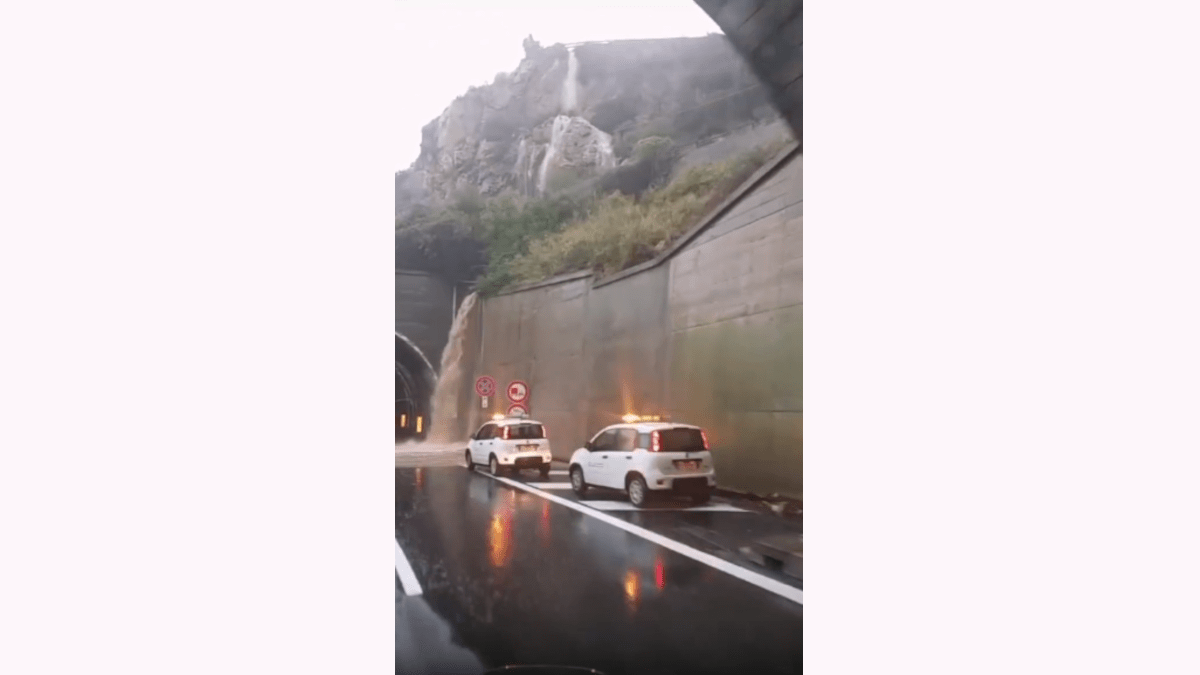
[396,459,803,675]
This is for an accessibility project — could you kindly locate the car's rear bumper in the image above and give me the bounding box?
[648,473,717,492]
[499,454,552,468]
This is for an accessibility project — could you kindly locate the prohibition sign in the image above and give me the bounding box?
[506,380,529,403]
[475,376,496,397]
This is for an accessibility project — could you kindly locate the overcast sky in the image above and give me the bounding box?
[393,0,721,170]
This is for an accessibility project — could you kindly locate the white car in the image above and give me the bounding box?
[465,415,553,478]
[568,417,717,507]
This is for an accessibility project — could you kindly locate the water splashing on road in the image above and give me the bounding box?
[395,440,470,467]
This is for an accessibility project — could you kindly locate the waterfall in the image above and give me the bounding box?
[563,47,579,113]
[534,114,618,196]
[396,292,480,464]
[595,129,616,171]
[515,137,540,197]
[515,138,527,195]
[536,115,572,195]
[426,292,478,444]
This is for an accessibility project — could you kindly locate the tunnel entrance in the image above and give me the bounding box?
[396,332,436,441]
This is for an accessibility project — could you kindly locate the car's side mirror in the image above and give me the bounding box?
[584,441,594,451]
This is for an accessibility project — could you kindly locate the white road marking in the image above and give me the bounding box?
[395,539,422,596]
[548,470,568,475]
[487,474,802,606]
[582,499,747,513]
[524,482,573,490]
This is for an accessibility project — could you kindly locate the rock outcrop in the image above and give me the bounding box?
[396,35,778,216]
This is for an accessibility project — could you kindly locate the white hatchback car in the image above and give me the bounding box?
[465,415,553,478]
[568,417,717,507]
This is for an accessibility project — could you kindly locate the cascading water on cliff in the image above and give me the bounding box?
[395,292,478,466]
[563,46,579,113]
[536,115,572,194]
[515,137,541,197]
[595,130,616,171]
[534,49,584,195]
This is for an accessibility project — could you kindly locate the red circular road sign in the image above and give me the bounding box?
[507,403,529,417]
[475,376,496,397]
[506,380,529,403]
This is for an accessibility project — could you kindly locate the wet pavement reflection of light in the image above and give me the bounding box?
[489,505,515,569]
[398,468,803,674]
[538,501,551,546]
[624,569,641,613]
[470,473,715,599]
[621,555,672,618]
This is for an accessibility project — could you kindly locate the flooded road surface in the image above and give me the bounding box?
[396,441,466,468]
[395,462,802,675]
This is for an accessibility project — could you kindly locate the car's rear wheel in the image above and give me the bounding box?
[464,450,474,470]
[539,464,551,479]
[489,455,501,476]
[627,475,649,508]
[570,466,587,496]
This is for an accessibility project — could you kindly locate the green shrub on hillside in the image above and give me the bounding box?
[396,187,585,289]
[503,136,790,285]
[396,136,792,296]
[634,135,674,163]
[543,166,590,196]
[473,195,586,294]
[613,118,677,160]
[394,203,486,282]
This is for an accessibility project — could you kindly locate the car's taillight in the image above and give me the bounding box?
[651,431,661,453]
[502,427,510,440]
[701,430,710,451]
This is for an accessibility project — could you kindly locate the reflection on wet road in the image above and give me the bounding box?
[396,466,802,675]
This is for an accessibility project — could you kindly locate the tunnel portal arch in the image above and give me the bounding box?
[396,331,437,440]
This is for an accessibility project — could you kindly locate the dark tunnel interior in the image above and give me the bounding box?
[395,333,436,441]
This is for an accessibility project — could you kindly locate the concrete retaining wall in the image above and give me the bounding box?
[468,146,802,498]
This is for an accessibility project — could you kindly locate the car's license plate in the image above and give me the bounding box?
[519,445,537,452]
[675,460,699,471]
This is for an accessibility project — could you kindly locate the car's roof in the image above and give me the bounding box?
[492,417,544,426]
[602,422,701,432]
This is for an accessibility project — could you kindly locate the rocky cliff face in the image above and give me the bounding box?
[396,35,778,216]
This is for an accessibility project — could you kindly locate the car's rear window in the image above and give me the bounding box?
[652,428,707,452]
[507,423,545,440]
